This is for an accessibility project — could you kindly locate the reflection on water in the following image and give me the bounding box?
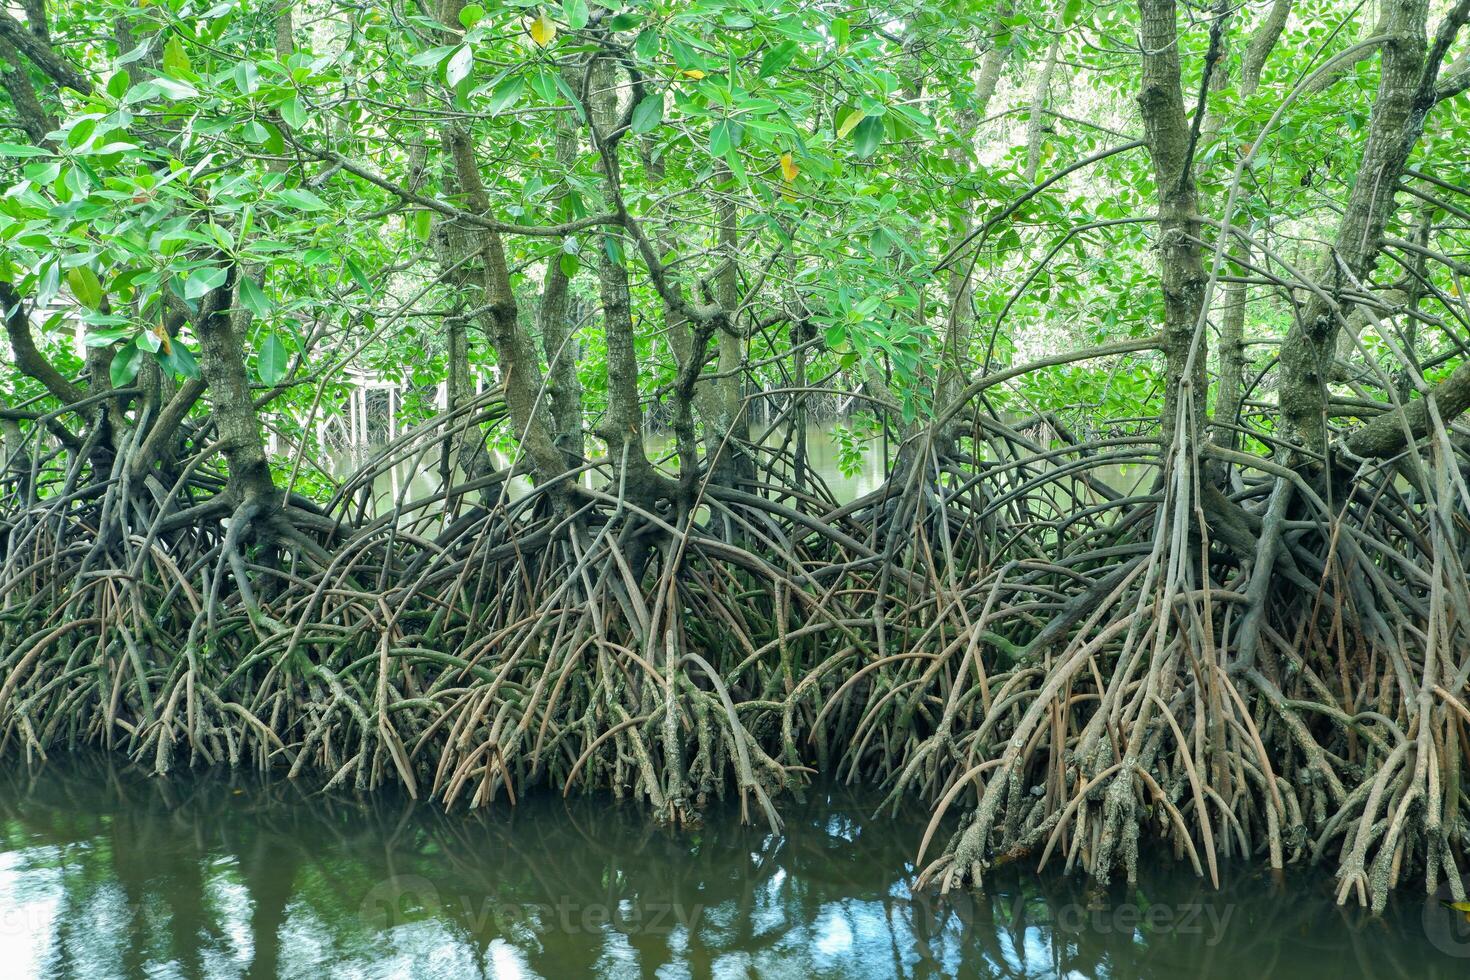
[1,757,1466,978]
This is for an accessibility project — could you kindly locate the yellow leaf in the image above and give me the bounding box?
[528,11,557,47]
[779,152,798,182]
[836,109,864,139]
[154,324,172,356]
[681,69,706,79]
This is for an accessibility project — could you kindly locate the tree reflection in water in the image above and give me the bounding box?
[0,757,1462,979]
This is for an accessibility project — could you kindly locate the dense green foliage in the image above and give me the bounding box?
[2,1,1465,453]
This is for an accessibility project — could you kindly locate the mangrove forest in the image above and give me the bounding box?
[3,0,1470,953]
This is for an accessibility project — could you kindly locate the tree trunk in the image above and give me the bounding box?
[194,272,279,512]
[706,166,752,487]
[937,23,1008,421]
[536,115,586,466]
[1206,2,1290,454]
[1278,0,1438,457]
[588,54,666,505]
[1136,0,1209,445]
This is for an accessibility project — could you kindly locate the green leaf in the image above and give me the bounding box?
[670,38,705,72]
[160,341,201,379]
[239,276,270,318]
[458,3,485,27]
[488,75,525,115]
[409,45,457,68]
[83,326,133,347]
[66,117,98,147]
[869,227,892,258]
[184,266,229,301]
[1063,0,1083,26]
[257,332,289,385]
[725,144,746,185]
[111,341,145,386]
[106,70,131,100]
[79,140,138,157]
[37,262,59,307]
[343,257,373,295]
[0,144,51,158]
[244,119,286,154]
[710,119,743,157]
[233,61,260,95]
[279,96,307,129]
[162,36,192,77]
[151,77,199,100]
[564,0,589,30]
[603,233,625,267]
[66,266,105,310]
[836,108,864,139]
[276,188,328,212]
[446,44,475,87]
[853,115,883,159]
[631,94,664,134]
[758,41,798,78]
[116,41,152,66]
[634,28,659,60]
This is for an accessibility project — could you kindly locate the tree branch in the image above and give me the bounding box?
[0,280,85,406]
[1342,359,1470,458]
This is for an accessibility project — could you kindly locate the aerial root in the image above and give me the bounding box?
[0,419,1465,911]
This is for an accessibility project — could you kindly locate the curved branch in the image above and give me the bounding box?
[0,280,84,406]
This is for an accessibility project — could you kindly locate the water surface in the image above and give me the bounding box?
[0,758,1464,978]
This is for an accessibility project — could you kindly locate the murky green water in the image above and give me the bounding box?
[1,757,1465,978]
